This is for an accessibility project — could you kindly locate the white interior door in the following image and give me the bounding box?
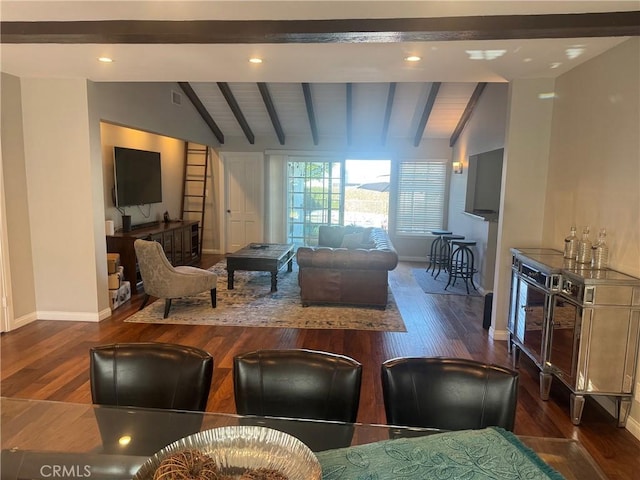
[223,152,264,253]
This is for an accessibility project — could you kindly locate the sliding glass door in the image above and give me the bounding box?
[287,159,344,246]
[344,159,390,230]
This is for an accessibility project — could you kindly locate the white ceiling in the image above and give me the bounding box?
[4,1,638,21]
[1,1,635,82]
[1,1,636,147]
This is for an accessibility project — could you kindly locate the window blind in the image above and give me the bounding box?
[395,161,447,235]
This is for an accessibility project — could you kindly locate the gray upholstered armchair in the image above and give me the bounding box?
[134,239,217,318]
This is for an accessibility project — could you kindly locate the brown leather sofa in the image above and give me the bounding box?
[296,226,398,308]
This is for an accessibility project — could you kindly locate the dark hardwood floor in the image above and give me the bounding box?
[1,254,638,479]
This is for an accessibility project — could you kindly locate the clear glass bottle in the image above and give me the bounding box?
[563,226,578,259]
[592,228,609,269]
[576,226,592,264]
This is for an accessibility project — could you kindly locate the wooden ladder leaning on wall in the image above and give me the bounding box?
[180,142,209,258]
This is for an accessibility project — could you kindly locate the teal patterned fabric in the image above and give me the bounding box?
[316,427,565,480]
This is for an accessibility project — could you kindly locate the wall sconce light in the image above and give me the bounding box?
[452,162,463,174]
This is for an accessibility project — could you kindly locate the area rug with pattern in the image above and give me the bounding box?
[412,267,481,297]
[125,260,406,331]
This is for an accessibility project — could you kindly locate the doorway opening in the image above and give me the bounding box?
[345,159,391,230]
[286,159,344,246]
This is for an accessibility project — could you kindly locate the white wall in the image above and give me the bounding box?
[1,73,36,326]
[90,81,220,316]
[206,148,223,253]
[543,38,640,276]
[91,83,222,256]
[541,38,640,437]
[0,78,222,327]
[492,78,555,340]
[389,139,453,260]
[21,78,103,320]
[265,154,288,244]
[91,83,219,148]
[101,123,187,230]
[449,83,509,290]
[489,39,640,437]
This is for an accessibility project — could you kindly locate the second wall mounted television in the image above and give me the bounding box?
[113,146,163,207]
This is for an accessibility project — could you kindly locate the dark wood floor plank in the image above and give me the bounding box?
[1,254,638,478]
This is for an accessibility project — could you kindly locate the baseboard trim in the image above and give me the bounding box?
[399,256,428,262]
[625,413,640,440]
[8,311,38,331]
[37,310,102,322]
[490,327,509,341]
[591,396,640,441]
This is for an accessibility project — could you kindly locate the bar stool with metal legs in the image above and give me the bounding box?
[426,230,452,274]
[446,240,478,294]
[434,234,465,279]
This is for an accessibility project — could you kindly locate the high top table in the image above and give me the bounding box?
[1,397,607,479]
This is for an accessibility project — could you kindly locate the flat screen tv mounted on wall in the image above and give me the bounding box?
[113,146,163,207]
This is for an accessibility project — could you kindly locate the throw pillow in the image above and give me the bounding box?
[341,232,363,249]
[361,227,373,242]
[319,226,347,248]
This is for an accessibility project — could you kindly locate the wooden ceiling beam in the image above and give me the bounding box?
[449,82,488,147]
[3,12,638,43]
[177,82,224,144]
[381,82,396,146]
[302,83,319,146]
[257,82,285,145]
[217,82,254,145]
[414,82,441,147]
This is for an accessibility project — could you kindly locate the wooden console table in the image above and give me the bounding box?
[106,221,200,294]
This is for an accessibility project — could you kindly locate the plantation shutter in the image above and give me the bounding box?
[395,160,447,235]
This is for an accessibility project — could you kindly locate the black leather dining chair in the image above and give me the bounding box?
[90,342,214,455]
[233,349,362,423]
[381,357,519,431]
[90,342,214,411]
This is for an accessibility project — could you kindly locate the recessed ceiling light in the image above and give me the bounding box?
[404,55,421,62]
[466,50,506,61]
[98,57,113,63]
[566,46,585,60]
[249,57,263,64]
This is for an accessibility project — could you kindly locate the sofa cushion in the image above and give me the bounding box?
[341,232,364,249]
[297,246,398,271]
[360,227,373,242]
[319,227,347,248]
[318,225,376,248]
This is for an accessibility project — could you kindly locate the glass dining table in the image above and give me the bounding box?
[1,397,606,479]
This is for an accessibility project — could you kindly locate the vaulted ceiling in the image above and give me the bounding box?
[179,81,483,148]
[2,1,638,149]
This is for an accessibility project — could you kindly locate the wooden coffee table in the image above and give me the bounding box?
[226,243,295,292]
